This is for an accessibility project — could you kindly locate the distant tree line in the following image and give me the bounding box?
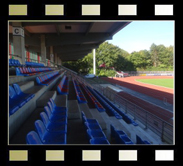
[63,42,174,76]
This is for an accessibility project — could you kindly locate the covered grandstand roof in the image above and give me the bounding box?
[9,21,131,61]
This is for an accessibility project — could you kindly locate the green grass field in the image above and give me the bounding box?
[136,79,174,88]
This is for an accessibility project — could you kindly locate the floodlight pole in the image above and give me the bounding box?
[93,48,96,75]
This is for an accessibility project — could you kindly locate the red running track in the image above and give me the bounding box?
[102,76,174,104]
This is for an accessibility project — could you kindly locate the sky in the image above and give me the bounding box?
[107,21,174,53]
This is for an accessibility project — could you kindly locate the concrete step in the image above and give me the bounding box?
[68,100,81,119]
[54,95,67,108]
[68,80,77,100]
[36,91,57,107]
[18,81,35,92]
[109,117,131,139]
[24,85,45,100]
[78,103,93,119]
[67,119,88,144]
[9,108,44,144]
[90,108,107,130]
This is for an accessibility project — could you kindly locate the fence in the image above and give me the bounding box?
[124,71,174,76]
[66,68,173,144]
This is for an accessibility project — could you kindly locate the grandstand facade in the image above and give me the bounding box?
[8,21,173,145]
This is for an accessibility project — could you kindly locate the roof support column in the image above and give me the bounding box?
[12,22,25,64]
[40,34,46,66]
[93,48,96,75]
[54,53,58,67]
[50,46,54,66]
[57,57,62,66]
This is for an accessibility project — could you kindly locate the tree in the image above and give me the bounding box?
[150,43,159,67]
[63,42,174,74]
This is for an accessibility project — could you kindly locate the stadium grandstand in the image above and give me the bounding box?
[9,21,173,145]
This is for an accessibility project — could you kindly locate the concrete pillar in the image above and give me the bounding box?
[41,35,46,65]
[93,49,96,75]
[58,57,62,66]
[12,22,25,64]
[58,57,61,65]
[60,58,62,66]
[54,53,58,66]
[50,46,54,66]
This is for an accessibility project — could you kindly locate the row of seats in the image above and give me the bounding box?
[9,84,35,116]
[136,135,151,144]
[73,80,87,103]
[26,98,68,144]
[80,83,105,112]
[25,61,44,67]
[87,86,122,119]
[110,125,134,144]
[16,67,52,76]
[93,89,138,126]
[36,71,60,86]
[57,75,69,95]
[9,59,44,67]
[81,111,110,144]
[9,59,22,67]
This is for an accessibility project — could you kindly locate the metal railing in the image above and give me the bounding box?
[65,68,173,144]
[91,80,173,144]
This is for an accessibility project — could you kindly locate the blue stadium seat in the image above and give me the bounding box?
[9,100,19,116]
[110,124,132,144]
[40,112,67,133]
[144,140,151,144]
[9,85,27,115]
[47,101,67,116]
[11,59,16,66]
[93,89,138,126]
[36,71,59,86]
[115,130,127,144]
[119,135,134,144]
[44,106,67,123]
[82,115,99,125]
[84,122,102,131]
[9,59,13,66]
[57,76,69,95]
[90,138,110,144]
[87,129,107,140]
[49,98,67,112]
[26,131,43,144]
[12,84,35,102]
[14,60,20,66]
[47,101,67,117]
[34,120,67,144]
[73,80,87,104]
[88,87,122,118]
[110,124,116,138]
[136,135,151,144]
